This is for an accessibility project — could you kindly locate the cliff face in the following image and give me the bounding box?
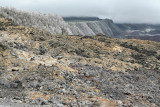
[0,18,160,107]
[67,18,123,36]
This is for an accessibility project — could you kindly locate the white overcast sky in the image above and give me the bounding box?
[1,0,160,24]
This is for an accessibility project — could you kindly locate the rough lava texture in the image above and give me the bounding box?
[0,18,160,107]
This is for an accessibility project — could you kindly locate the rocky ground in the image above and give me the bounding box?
[126,35,160,42]
[0,18,160,107]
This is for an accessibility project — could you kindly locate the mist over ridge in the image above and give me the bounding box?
[1,0,160,24]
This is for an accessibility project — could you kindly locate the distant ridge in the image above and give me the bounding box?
[0,7,123,36]
[63,16,102,21]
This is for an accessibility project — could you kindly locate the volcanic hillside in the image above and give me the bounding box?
[0,18,160,107]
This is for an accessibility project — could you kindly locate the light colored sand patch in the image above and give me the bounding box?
[113,45,123,52]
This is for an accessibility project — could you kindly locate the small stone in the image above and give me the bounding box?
[61,101,67,105]
[48,97,60,104]
[117,100,123,105]
[86,80,91,84]
[123,88,132,95]
[11,67,19,71]
[10,82,19,88]
[49,97,64,107]
[30,81,40,89]
[85,72,90,77]
[88,94,94,98]
[47,86,55,92]
[135,96,139,100]
[75,94,80,99]
[0,78,9,87]
[86,101,93,106]
[79,73,84,77]
[62,88,66,93]
[41,100,48,105]
[82,100,86,105]
[93,101,100,106]
[33,98,47,105]
[57,56,63,60]
[77,102,81,106]
[57,103,65,107]
[13,100,23,103]
[13,63,19,67]
[0,91,5,98]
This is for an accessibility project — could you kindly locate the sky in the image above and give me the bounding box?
[1,0,160,24]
